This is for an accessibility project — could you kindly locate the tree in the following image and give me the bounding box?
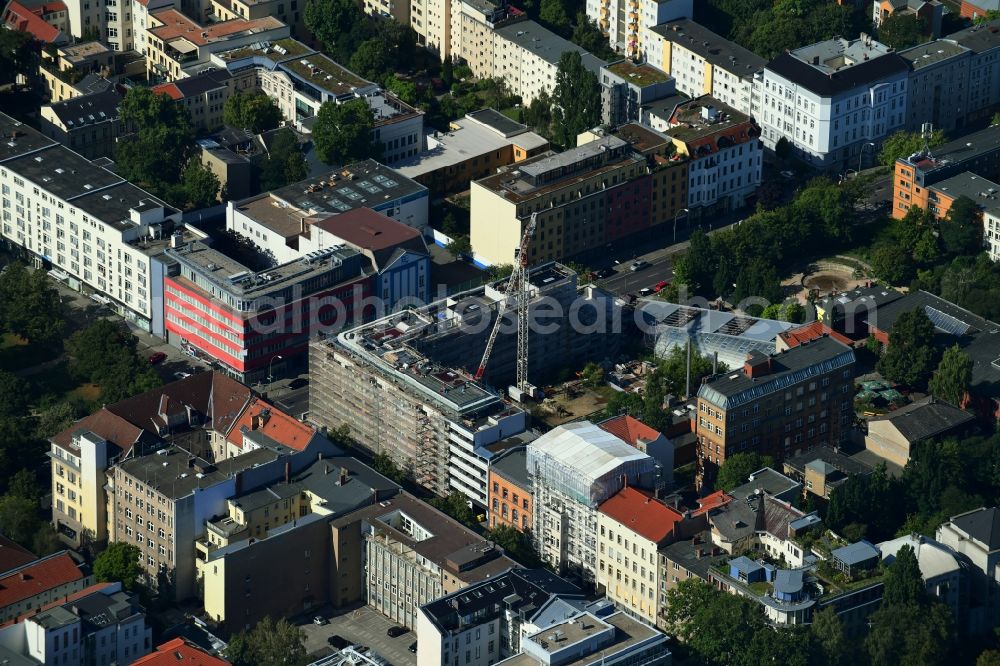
[539,0,570,34]
[0,261,65,346]
[371,452,405,483]
[879,129,946,166]
[0,494,39,546]
[580,362,604,389]
[877,13,928,50]
[312,99,378,166]
[603,391,644,419]
[882,544,926,606]
[258,128,307,191]
[870,242,914,286]
[673,228,716,296]
[6,469,40,503]
[876,307,939,388]
[67,320,162,403]
[349,38,391,81]
[225,617,308,666]
[0,371,28,418]
[866,597,952,665]
[715,452,773,491]
[304,0,369,63]
[653,345,723,399]
[429,492,477,527]
[94,542,143,591]
[523,90,554,138]
[181,159,220,209]
[928,344,972,406]
[0,30,36,86]
[941,195,984,257]
[115,88,195,201]
[441,57,454,88]
[810,606,846,666]
[979,650,1000,666]
[570,13,614,60]
[550,51,600,147]
[223,92,282,133]
[486,524,543,567]
[447,235,472,258]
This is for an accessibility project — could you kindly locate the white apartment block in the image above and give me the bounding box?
[753,36,909,170]
[528,422,657,583]
[985,209,1000,262]
[411,0,451,57]
[492,21,607,105]
[449,0,512,79]
[643,19,765,116]
[899,40,971,133]
[0,113,181,335]
[586,0,689,58]
[103,0,176,52]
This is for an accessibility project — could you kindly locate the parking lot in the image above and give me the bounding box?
[300,605,417,666]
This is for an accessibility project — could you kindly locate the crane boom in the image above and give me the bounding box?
[474,213,537,382]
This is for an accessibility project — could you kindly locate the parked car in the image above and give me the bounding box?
[387,626,408,638]
[327,635,349,649]
[173,371,191,380]
[653,280,670,293]
[408,642,418,653]
[313,616,327,626]
[638,287,653,297]
[288,377,308,390]
[149,351,167,365]
[594,267,615,279]
[630,260,650,272]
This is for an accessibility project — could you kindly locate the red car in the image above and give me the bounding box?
[653,280,671,293]
[149,351,167,365]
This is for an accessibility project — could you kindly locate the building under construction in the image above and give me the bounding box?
[308,263,626,495]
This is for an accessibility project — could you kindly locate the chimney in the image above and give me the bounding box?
[339,467,350,485]
[284,461,290,484]
[743,351,773,379]
[252,408,271,430]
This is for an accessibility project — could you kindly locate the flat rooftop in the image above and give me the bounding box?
[149,9,285,48]
[234,160,426,237]
[930,171,1000,207]
[394,118,522,179]
[604,59,671,87]
[616,122,672,154]
[59,40,109,61]
[649,19,765,75]
[216,36,311,63]
[494,20,606,71]
[465,108,529,137]
[501,612,665,665]
[903,124,1000,176]
[117,445,279,500]
[790,37,895,74]
[899,40,969,70]
[946,17,1000,54]
[281,53,371,96]
[663,96,753,145]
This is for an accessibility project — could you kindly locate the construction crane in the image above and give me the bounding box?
[474,213,537,396]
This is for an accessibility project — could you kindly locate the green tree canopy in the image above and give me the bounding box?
[0,371,28,419]
[429,492,478,527]
[928,344,972,406]
[539,0,571,34]
[258,128,308,191]
[223,92,282,133]
[551,51,601,147]
[941,195,984,257]
[370,452,406,483]
[116,88,196,196]
[870,242,915,286]
[0,30,36,86]
[225,617,308,666]
[0,261,65,345]
[570,13,615,59]
[866,601,952,666]
[94,542,143,591]
[349,38,392,81]
[882,544,926,607]
[876,307,939,388]
[877,13,928,50]
[312,99,378,166]
[304,0,369,62]
[715,452,773,491]
[810,606,846,666]
[181,159,220,209]
[485,524,543,567]
[879,129,946,166]
[67,320,162,403]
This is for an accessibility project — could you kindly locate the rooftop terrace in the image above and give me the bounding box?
[281,53,371,96]
[605,59,671,87]
[216,37,311,63]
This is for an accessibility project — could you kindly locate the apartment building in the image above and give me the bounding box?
[133,638,230,666]
[396,109,549,196]
[873,0,943,37]
[39,87,123,159]
[695,336,856,488]
[598,414,674,487]
[151,69,233,132]
[492,21,607,106]
[986,208,1000,262]
[644,19,765,116]
[100,0,177,53]
[145,9,289,80]
[449,0,524,78]
[945,18,1000,122]
[470,135,651,265]
[937,507,1000,634]
[488,447,532,532]
[108,445,286,601]
[0,581,151,665]
[334,492,518,629]
[416,568,585,666]
[2,0,68,44]
[596,487,684,625]
[656,531,726,622]
[588,0,689,58]
[600,60,676,127]
[753,35,909,170]
[646,96,762,217]
[226,159,430,252]
[528,422,657,583]
[891,124,1000,219]
[162,237,372,383]
[208,0,307,39]
[899,40,971,133]
[865,397,975,467]
[0,553,90,624]
[197,455,400,632]
[0,113,182,336]
[39,41,115,102]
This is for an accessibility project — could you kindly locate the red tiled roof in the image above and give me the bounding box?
[0,552,84,609]
[778,322,852,349]
[151,82,183,100]
[2,581,114,627]
[3,0,61,42]
[598,415,663,448]
[598,487,683,544]
[131,638,231,666]
[692,490,733,516]
[37,1,66,13]
[149,8,283,47]
[225,398,314,451]
[0,536,36,575]
[50,408,146,455]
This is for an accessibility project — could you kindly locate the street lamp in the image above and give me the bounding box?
[673,208,689,244]
[267,354,283,396]
[858,142,876,174]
